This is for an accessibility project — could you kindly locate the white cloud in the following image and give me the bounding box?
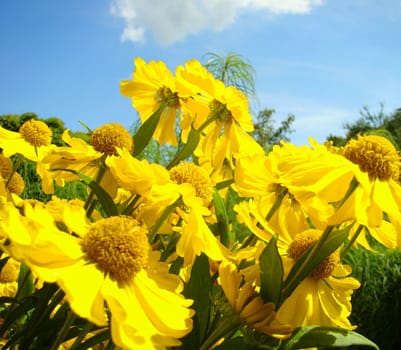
[110,0,324,45]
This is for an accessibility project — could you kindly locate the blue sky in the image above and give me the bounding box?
[1,0,400,145]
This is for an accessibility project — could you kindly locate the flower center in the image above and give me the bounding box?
[287,229,339,280]
[7,172,25,195]
[0,259,19,283]
[0,155,13,178]
[19,120,53,147]
[169,162,214,205]
[90,123,133,156]
[157,86,180,108]
[209,99,232,122]
[80,216,149,283]
[344,135,401,181]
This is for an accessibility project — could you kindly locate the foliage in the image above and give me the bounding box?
[253,108,295,151]
[343,244,401,350]
[327,103,401,148]
[204,52,257,101]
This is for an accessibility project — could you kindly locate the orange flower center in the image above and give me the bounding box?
[169,162,214,205]
[344,135,401,181]
[90,123,133,155]
[19,120,52,147]
[81,216,149,283]
[287,229,339,280]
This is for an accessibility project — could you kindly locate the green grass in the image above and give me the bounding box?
[343,244,401,350]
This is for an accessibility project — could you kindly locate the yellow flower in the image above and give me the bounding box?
[276,229,360,329]
[0,201,194,350]
[176,59,264,168]
[120,57,186,146]
[234,196,360,329]
[328,135,401,248]
[234,148,343,234]
[0,154,25,199]
[218,261,292,338]
[106,148,170,197]
[90,123,133,155]
[41,125,130,196]
[0,119,54,161]
[0,256,20,297]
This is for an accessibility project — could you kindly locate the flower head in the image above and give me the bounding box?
[90,123,133,156]
[19,119,52,147]
[329,135,401,248]
[176,59,264,168]
[81,216,149,283]
[344,134,401,181]
[0,256,20,297]
[0,119,55,161]
[0,200,194,350]
[219,261,292,338]
[120,57,186,146]
[169,162,214,207]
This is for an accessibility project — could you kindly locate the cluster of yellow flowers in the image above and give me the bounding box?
[0,57,397,349]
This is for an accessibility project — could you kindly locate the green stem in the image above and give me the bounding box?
[341,224,364,259]
[199,309,243,350]
[122,194,141,216]
[266,186,288,222]
[84,154,108,213]
[148,197,181,243]
[281,224,335,302]
[70,322,94,349]
[6,153,24,188]
[336,176,359,209]
[49,310,77,350]
[197,109,222,133]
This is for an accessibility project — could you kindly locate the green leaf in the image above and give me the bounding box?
[282,225,350,301]
[133,104,164,157]
[181,254,211,349]
[259,235,283,306]
[167,127,200,169]
[17,263,35,300]
[212,191,231,247]
[280,326,379,350]
[78,172,118,217]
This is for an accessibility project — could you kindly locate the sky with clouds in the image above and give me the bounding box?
[1,0,400,145]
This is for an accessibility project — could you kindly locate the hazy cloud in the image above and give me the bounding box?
[110,0,324,45]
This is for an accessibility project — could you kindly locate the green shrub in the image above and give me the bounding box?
[343,244,401,350]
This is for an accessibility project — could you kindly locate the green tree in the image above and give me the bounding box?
[327,104,401,149]
[44,116,66,146]
[0,114,22,131]
[253,108,295,152]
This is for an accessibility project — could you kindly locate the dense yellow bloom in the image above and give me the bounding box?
[107,150,230,267]
[0,200,194,350]
[176,59,264,168]
[120,57,186,146]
